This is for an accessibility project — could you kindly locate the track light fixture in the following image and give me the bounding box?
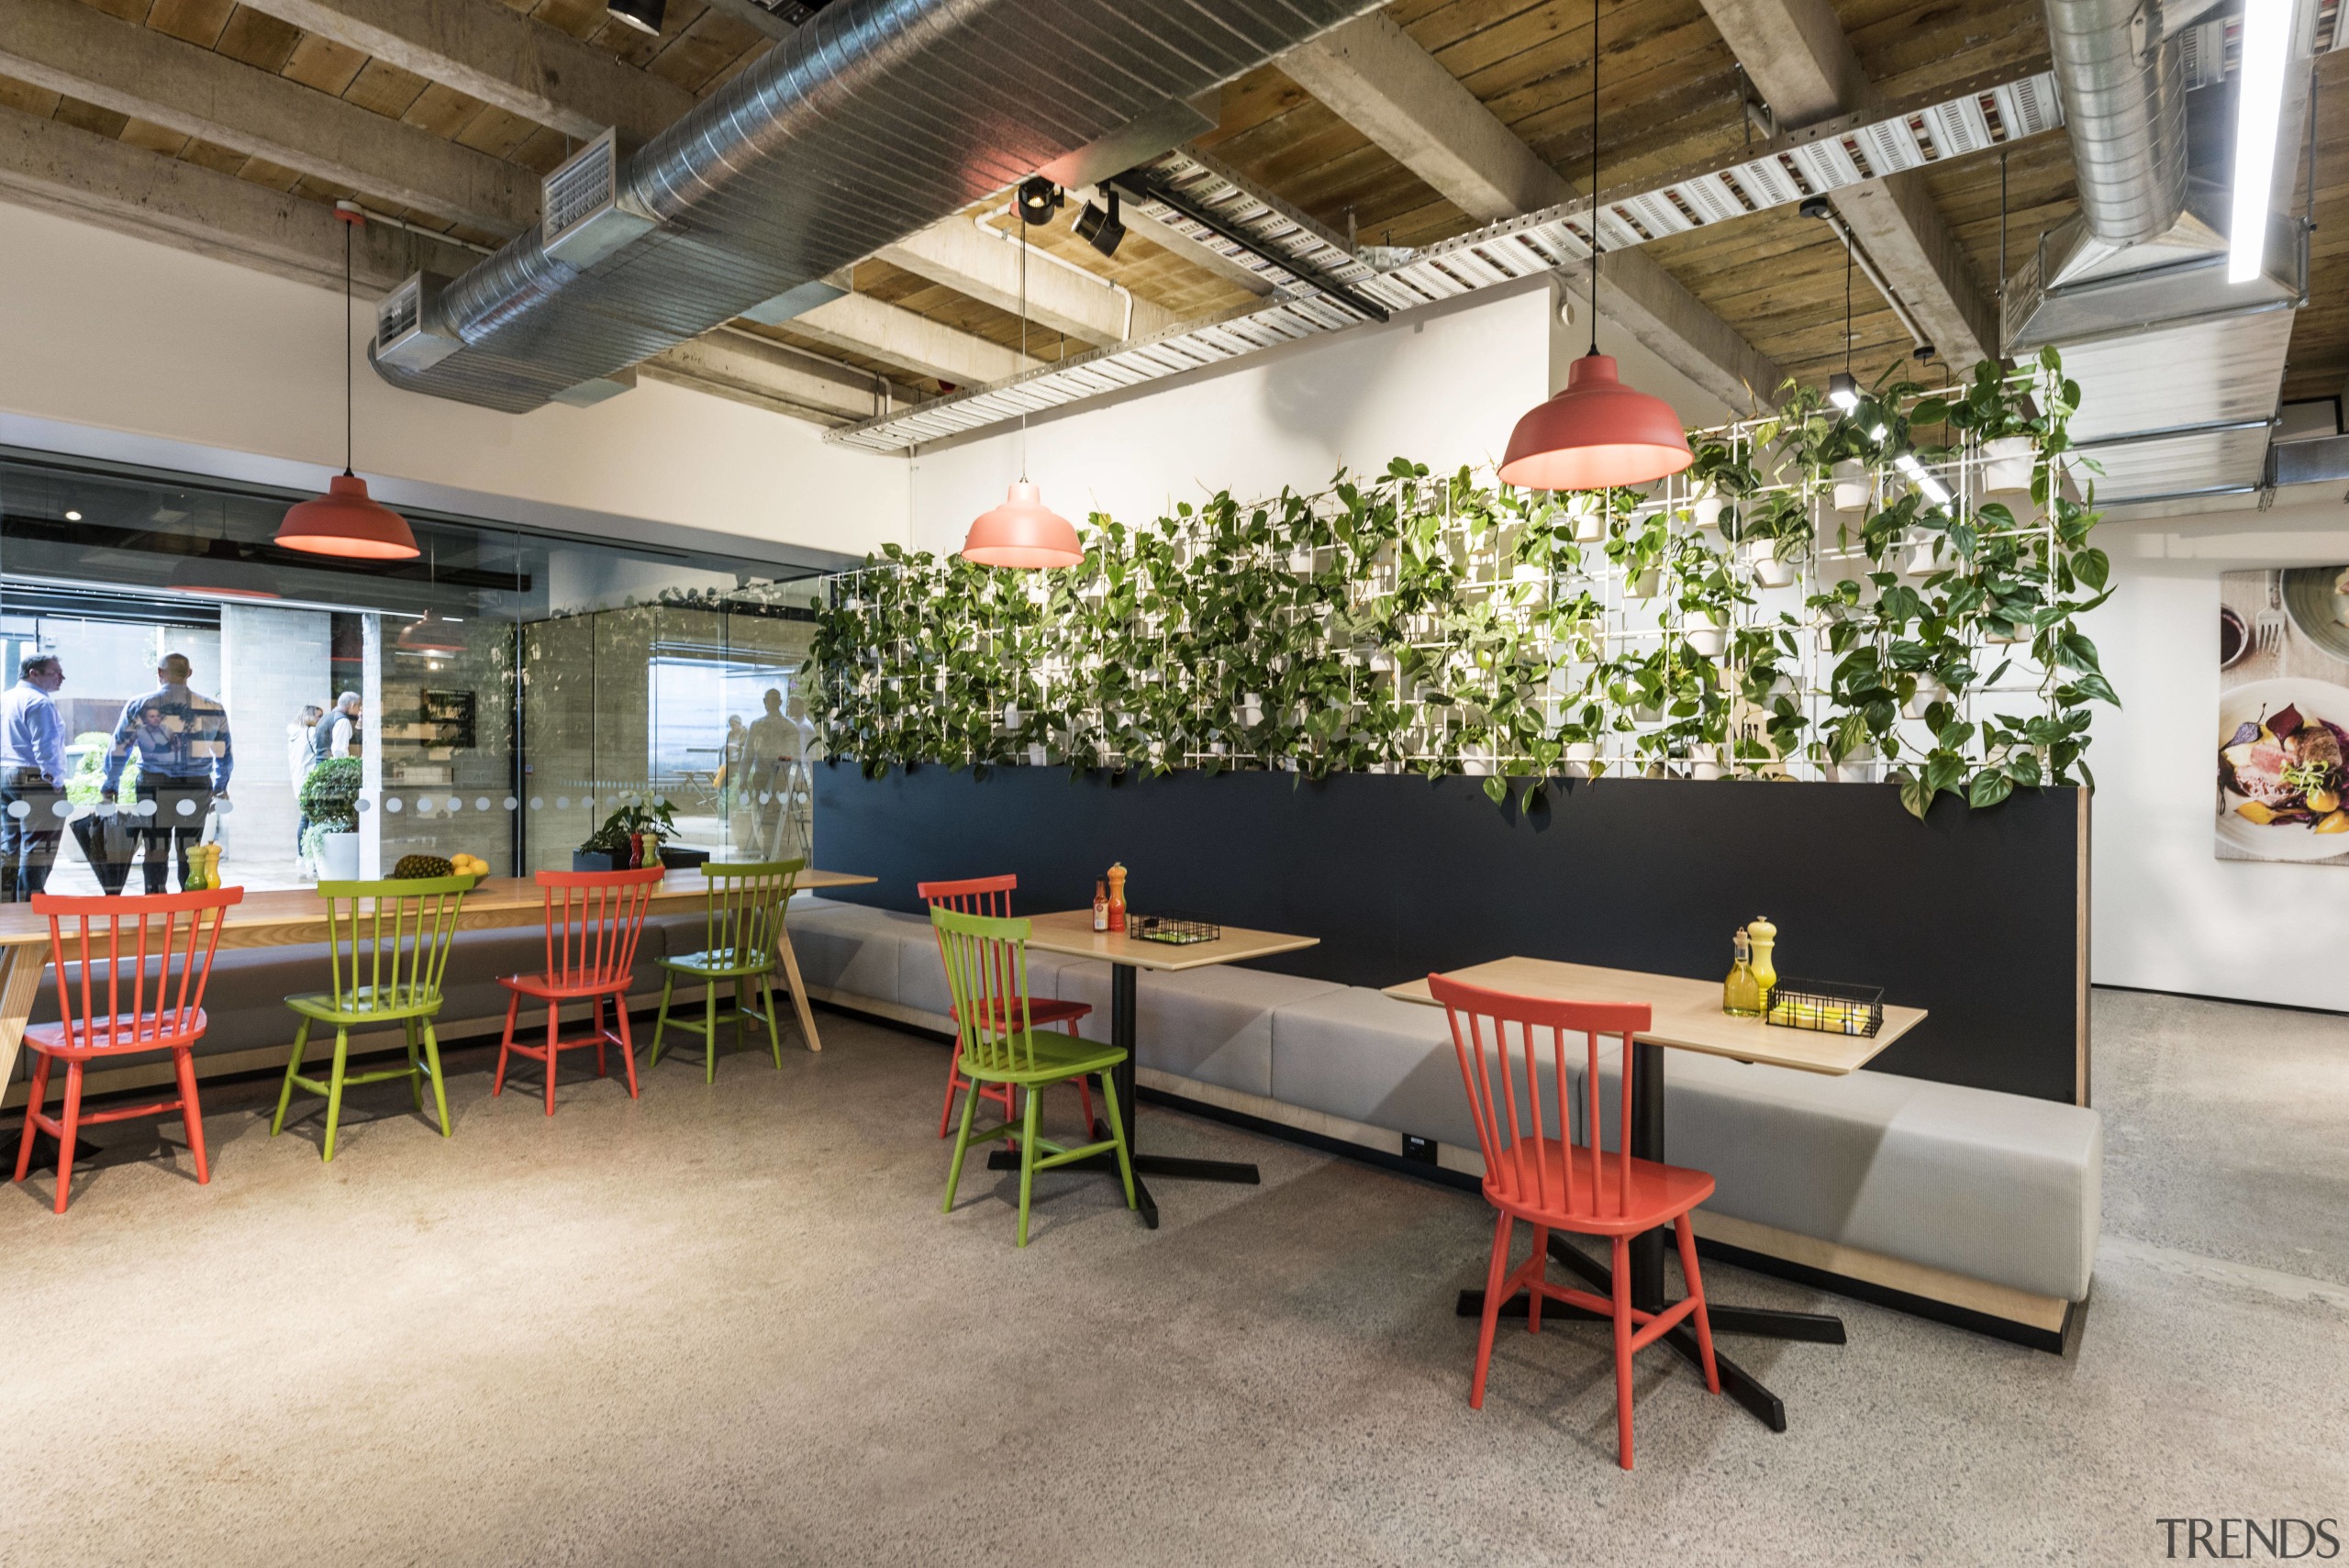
[1828,372,1861,413]
[607,0,664,36]
[1074,188,1124,258]
[1017,176,1063,226]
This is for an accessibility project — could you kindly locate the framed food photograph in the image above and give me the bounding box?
[2217,568,2349,863]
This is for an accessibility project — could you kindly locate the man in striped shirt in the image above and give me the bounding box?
[0,653,67,901]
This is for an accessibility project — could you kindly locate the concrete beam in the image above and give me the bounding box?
[645,330,893,425]
[875,217,1177,348]
[227,0,696,143]
[0,103,478,294]
[787,292,1034,384]
[0,0,536,235]
[1279,11,1782,410]
[1698,0,1997,365]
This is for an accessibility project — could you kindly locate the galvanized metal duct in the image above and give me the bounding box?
[372,0,1382,415]
[2043,0,2188,245]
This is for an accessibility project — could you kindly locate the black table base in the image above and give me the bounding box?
[979,961,1255,1229]
[1446,1042,1844,1434]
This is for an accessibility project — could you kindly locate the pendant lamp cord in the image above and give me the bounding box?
[342,213,355,478]
[1586,0,1599,358]
[1018,222,1030,483]
[1843,231,1853,377]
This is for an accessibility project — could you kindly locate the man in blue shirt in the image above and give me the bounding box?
[101,651,233,895]
[0,653,68,901]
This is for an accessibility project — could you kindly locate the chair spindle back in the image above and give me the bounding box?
[697,859,803,970]
[317,876,473,1013]
[538,865,664,987]
[930,906,1039,1077]
[1429,973,1651,1218]
[34,887,244,1051]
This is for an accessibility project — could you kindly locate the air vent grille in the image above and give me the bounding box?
[541,129,656,268]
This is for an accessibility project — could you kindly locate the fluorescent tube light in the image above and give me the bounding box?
[2230,0,2293,284]
[1895,453,1953,507]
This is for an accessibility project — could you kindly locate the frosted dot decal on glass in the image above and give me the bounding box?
[475,797,492,813]
[6,801,28,819]
[174,797,196,817]
[505,797,520,812]
[385,796,403,814]
[529,797,542,811]
[50,799,70,817]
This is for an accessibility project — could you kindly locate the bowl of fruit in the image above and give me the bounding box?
[390,852,492,885]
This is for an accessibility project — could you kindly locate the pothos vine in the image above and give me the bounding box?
[813,350,2115,822]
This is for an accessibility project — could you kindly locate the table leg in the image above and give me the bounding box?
[0,943,46,1104]
[772,930,822,1052]
[985,959,1262,1229]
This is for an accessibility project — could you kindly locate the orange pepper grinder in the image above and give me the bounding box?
[1107,862,1128,932]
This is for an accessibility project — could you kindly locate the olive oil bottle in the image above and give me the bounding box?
[1722,929,1763,1018]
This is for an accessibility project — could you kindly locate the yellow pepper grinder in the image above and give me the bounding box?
[1746,917,1777,1010]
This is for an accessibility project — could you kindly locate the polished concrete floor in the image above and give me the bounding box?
[1,990,2343,1567]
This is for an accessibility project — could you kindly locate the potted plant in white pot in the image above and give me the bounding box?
[297,756,362,882]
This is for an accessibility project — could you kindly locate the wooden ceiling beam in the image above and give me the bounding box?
[1699,0,1998,367]
[1278,10,1782,411]
[224,0,696,144]
[0,0,537,235]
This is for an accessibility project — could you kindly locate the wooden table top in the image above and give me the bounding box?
[1022,909,1320,973]
[1383,956,1924,1075]
[0,869,878,951]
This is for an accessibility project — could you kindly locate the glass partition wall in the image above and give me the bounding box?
[0,451,826,898]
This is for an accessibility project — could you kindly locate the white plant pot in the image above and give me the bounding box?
[1904,679,1949,719]
[1753,555,1797,589]
[1625,569,1662,601]
[1574,512,1608,543]
[1905,540,1941,577]
[1831,481,1871,513]
[1689,495,1723,530]
[1984,436,2035,493]
[318,831,360,882]
[1686,614,1727,658]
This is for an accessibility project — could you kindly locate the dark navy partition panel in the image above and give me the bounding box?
[812,766,2088,1106]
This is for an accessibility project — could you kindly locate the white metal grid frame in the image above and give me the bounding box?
[818,421,2073,789]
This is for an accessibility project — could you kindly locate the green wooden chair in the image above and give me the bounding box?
[650,859,801,1082]
[934,905,1135,1247]
[272,875,471,1162]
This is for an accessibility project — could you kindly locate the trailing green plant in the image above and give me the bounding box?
[298,756,361,830]
[812,353,2116,822]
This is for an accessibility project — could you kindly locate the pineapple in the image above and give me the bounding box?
[392,853,455,880]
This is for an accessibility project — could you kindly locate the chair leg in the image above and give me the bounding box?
[1097,1071,1136,1212]
[939,1047,967,1139]
[173,1046,209,1184]
[273,1018,313,1135]
[1015,1080,1042,1248]
[52,1061,83,1214]
[493,991,520,1096]
[1470,1212,1513,1409]
[1528,1225,1550,1335]
[612,993,640,1099]
[1610,1235,1635,1471]
[14,1051,51,1182]
[593,995,607,1078]
[941,1069,983,1214]
[321,1029,351,1162]
[1673,1214,1721,1395]
[403,1018,424,1114]
[703,983,718,1084]
[544,1004,560,1117]
[650,973,675,1068]
[421,1020,451,1138]
[1072,1051,1097,1134]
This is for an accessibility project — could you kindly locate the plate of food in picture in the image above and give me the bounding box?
[2216,678,2349,861]
[2281,567,2349,662]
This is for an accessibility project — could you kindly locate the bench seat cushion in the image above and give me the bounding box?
[1055,962,1346,1100]
[1269,986,1570,1153]
[780,899,903,1001]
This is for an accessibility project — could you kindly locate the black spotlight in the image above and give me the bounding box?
[1017,176,1063,226]
[1074,188,1125,258]
[607,0,664,33]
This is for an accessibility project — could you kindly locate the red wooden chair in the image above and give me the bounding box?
[918,876,1095,1140]
[495,866,664,1115]
[1430,973,1722,1470]
[13,886,242,1214]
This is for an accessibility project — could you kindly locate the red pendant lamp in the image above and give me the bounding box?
[1497,0,1690,493]
[961,203,1082,570]
[169,538,281,599]
[277,204,420,561]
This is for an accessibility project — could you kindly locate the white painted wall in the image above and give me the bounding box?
[0,202,909,562]
[906,275,1738,553]
[2085,495,2349,1010]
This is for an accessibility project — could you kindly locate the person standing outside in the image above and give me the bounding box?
[322,691,362,759]
[101,651,233,895]
[0,654,68,902]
